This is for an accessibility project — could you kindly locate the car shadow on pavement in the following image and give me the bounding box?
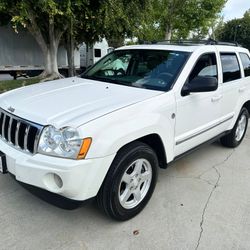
[7,174,114,222]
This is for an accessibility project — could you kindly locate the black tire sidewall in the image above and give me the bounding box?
[101,143,158,220]
[232,108,249,146]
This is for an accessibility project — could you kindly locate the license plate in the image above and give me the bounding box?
[0,151,7,174]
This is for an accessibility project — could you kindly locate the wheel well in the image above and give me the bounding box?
[136,134,167,169]
[243,101,250,116]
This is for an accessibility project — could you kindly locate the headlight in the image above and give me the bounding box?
[38,125,92,159]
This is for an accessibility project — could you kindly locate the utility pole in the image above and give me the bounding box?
[234,25,241,42]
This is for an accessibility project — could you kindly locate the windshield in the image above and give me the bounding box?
[82,49,190,91]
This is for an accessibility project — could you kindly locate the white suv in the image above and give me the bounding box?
[0,41,250,220]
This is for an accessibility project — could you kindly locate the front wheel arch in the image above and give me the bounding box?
[97,141,158,220]
[115,134,167,169]
[243,101,250,117]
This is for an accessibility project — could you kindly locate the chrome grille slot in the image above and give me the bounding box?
[2,113,6,139]
[23,125,30,151]
[0,113,4,137]
[3,115,10,140]
[8,117,13,142]
[0,109,43,154]
[10,119,17,144]
[27,126,39,153]
[18,123,27,149]
[15,121,21,147]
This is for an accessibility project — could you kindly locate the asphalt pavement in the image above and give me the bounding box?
[0,128,250,250]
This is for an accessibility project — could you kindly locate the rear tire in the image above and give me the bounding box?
[220,107,249,148]
[97,141,158,221]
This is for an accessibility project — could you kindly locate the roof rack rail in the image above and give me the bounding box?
[139,39,240,47]
[214,41,240,47]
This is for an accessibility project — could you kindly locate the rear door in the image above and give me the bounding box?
[239,52,250,92]
[218,49,245,131]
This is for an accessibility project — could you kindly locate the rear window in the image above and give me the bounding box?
[239,53,250,77]
[220,53,241,83]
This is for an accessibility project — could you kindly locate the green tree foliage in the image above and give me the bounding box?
[63,1,105,76]
[0,0,148,77]
[0,0,104,79]
[0,0,74,78]
[136,0,227,41]
[103,0,150,47]
[216,10,250,50]
[72,1,105,46]
[0,0,228,78]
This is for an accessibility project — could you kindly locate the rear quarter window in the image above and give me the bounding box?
[220,53,241,83]
[239,53,250,77]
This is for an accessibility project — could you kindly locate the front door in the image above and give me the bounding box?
[174,52,223,156]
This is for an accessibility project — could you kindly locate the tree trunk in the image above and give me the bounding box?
[38,40,62,81]
[27,13,67,80]
[165,25,172,41]
[43,44,59,77]
[86,43,94,68]
[66,17,75,77]
[66,40,74,77]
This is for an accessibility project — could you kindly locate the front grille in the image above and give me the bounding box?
[0,109,43,154]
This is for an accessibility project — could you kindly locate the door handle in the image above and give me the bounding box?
[239,87,246,93]
[211,95,222,102]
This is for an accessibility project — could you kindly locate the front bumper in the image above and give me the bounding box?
[0,140,115,201]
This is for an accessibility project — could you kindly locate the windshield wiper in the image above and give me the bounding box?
[81,75,98,81]
[81,75,132,86]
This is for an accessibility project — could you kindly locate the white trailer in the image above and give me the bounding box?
[0,25,80,79]
[79,39,113,69]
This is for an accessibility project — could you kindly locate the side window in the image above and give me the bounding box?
[239,53,250,77]
[188,53,218,83]
[94,49,101,58]
[220,53,241,83]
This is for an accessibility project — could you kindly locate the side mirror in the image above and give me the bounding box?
[182,76,218,96]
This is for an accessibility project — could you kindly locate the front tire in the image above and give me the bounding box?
[221,107,249,148]
[97,142,158,221]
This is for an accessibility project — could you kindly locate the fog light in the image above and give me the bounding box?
[54,174,63,189]
[43,173,63,191]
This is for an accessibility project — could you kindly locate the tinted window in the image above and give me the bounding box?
[240,53,250,77]
[220,53,241,83]
[82,50,190,91]
[188,53,218,83]
[95,49,101,58]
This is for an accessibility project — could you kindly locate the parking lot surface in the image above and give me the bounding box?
[1,127,250,250]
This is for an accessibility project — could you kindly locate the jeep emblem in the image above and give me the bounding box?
[7,106,15,113]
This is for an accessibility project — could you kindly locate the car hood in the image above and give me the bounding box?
[0,77,162,128]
